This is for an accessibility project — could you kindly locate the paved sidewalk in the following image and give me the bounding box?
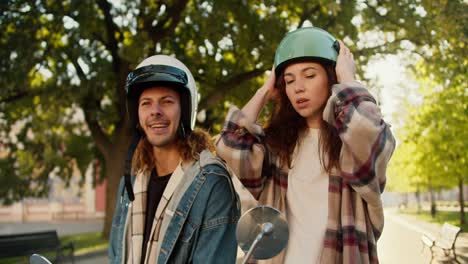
[0,219,103,236]
[385,208,468,263]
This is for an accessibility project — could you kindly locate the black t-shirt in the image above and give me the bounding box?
[141,169,171,263]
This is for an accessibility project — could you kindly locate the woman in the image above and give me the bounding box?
[216,27,395,263]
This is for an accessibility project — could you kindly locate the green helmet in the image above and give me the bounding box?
[274,27,339,76]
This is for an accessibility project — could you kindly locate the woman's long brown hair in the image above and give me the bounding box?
[264,62,342,173]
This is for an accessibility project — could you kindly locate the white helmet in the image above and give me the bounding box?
[125,55,198,136]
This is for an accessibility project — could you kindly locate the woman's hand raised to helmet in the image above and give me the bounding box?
[335,40,356,84]
[241,66,279,123]
[260,66,280,103]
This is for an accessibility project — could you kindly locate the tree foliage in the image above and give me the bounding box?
[1,0,463,235]
[386,0,467,194]
[387,79,468,192]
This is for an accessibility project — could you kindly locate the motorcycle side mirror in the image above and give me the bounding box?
[29,254,52,264]
[236,205,289,264]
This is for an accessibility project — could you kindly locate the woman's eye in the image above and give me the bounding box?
[306,74,316,79]
[285,79,294,85]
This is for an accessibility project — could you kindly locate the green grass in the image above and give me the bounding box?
[399,209,468,231]
[61,231,108,255]
[0,232,108,264]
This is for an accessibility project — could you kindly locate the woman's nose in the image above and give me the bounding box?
[294,79,305,93]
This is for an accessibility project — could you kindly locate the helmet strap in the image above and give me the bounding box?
[178,121,186,139]
[121,132,140,202]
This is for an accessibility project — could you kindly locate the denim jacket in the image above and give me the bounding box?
[109,150,240,264]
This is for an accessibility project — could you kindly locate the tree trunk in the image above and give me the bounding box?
[403,193,408,209]
[459,177,465,226]
[429,184,437,218]
[102,137,130,238]
[99,63,131,239]
[415,186,421,213]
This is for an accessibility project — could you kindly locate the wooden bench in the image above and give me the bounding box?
[0,230,74,263]
[421,223,461,263]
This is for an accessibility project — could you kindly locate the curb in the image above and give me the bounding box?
[74,249,107,261]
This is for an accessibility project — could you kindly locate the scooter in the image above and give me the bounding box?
[30,205,288,264]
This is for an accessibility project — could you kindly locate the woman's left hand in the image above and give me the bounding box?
[335,40,356,83]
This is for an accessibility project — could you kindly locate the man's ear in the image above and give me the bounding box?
[136,123,145,136]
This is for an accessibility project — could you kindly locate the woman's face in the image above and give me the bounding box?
[283,61,330,128]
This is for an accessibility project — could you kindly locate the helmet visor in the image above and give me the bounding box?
[125,64,188,97]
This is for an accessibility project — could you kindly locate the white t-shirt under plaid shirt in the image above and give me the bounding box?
[284,128,329,264]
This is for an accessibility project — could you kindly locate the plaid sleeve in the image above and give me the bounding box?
[323,81,396,205]
[215,106,268,199]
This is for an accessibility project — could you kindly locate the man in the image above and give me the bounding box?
[109,55,240,264]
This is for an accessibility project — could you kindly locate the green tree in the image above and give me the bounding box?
[388,0,467,223]
[1,0,460,236]
[389,73,467,221]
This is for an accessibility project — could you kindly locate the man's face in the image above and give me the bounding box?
[138,87,181,149]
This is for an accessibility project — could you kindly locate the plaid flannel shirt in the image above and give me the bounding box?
[216,81,395,264]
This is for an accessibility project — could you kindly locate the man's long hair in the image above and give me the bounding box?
[131,128,214,174]
[264,62,342,173]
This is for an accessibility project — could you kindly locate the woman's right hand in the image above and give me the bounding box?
[241,66,280,122]
[335,40,356,83]
[259,66,280,103]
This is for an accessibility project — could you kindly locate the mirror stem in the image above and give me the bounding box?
[242,222,274,264]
